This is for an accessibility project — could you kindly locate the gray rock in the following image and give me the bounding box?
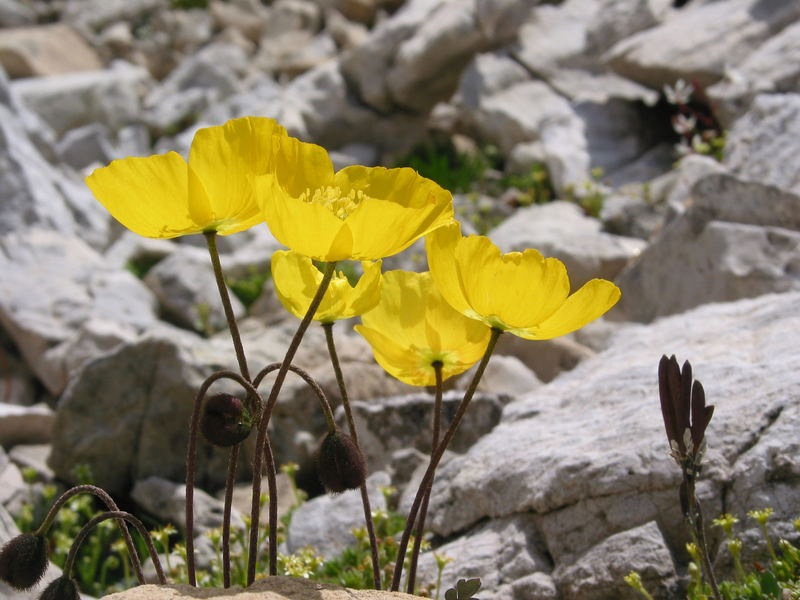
[708,20,800,125]
[553,521,679,600]
[0,24,102,78]
[0,403,54,448]
[286,472,390,559]
[0,0,36,27]
[474,355,541,397]
[416,514,554,600]
[0,445,25,508]
[0,100,110,247]
[103,231,175,273]
[0,343,37,406]
[56,123,117,170]
[8,444,53,482]
[0,229,158,395]
[217,474,296,525]
[664,153,728,209]
[426,290,800,560]
[615,174,800,322]
[132,476,243,535]
[495,334,596,383]
[143,245,245,335]
[62,0,162,32]
[350,390,506,474]
[607,0,800,90]
[724,93,800,196]
[489,201,646,289]
[12,60,152,136]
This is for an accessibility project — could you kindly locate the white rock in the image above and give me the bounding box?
[0,24,102,78]
[724,93,800,196]
[12,60,152,136]
[56,123,117,170]
[553,521,679,600]
[607,0,800,90]
[0,0,36,27]
[708,20,800,125]
[132,476,244,535]
[615,174,800,322]
[286,472,390,558]
[0,403,54,448]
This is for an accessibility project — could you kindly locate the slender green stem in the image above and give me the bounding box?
[35,485,144,585]
[246,261,337,585]
[64,511,165,585]
[185,371,259,586]
[204,231,257,588]
[323,322,381,589]
[407,361,443,594]
[391,329,502,591]
[684,474,722,600]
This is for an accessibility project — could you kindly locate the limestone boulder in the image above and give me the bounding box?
[0,24,102,78]
[615,174,800,322]
[0,229,158,396]
[101,578,427,599]
[0,402,54,448]
[422,290,800,599]
[607,0,800,91]
[723,93,800,196]
[286,472,390,558]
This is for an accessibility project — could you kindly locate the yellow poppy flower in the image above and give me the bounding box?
[425,223,621,339]
[355,270,491,386]
[271,250,382,323]
[259,136,454,261]
[85,117,287,238]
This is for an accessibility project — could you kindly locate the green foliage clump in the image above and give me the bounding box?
[626,507,800,600]
[394,138,488,195]
[169,0,208,10]
[125,254,163,279]
[227,267,270,309]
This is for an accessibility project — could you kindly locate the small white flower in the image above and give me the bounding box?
[673,114,697,136]
[664,79,694,105]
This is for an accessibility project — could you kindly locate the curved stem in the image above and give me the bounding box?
[391,329,501,591]
[222,445,239,588]
[247,262,336,584]
[248,354,336,581]
[35,485,144,585]
[685,474,722,600]
[185,370,260,586]
[407,361,443,594]
[323,322,381,589]
[64,511,165,585]
[204,231,257,588]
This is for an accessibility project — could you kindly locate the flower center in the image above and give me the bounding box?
[300,186,366,220]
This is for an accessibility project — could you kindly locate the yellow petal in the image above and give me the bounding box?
[425,223,473,317]
[348,260,383,317]
[189,117,286,235]
[271,135,335,197]
[85,152,200,238]
[339,166,454,259]
[513,279,621,340]
[355,324,434,386]
[271,250,321,320]
[261,182,354,261]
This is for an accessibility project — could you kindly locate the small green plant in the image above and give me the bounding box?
[125,255,163,279]
[227,267,270,309]
[498,163,553,207]
[564,167,607,218]
[444,577,481,600]
[169,0,208,8]
[394,138,488,194]
[663,78,726,162]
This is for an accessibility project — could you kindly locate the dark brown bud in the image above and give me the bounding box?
[0,533,48,590]
[316,431,367,493]
[200,393,252,447]
[39,576,79,600]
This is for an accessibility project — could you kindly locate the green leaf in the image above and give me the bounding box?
[445,589,458,600]
[457,578,482,597]
[759,570,781,597]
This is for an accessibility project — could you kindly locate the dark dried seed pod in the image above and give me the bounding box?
[39,576,80,600]
[0,533,48,590]
[200,393,252,447]
[316,430,367,493]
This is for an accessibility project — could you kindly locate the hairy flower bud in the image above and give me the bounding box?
[0,533,48,590]
[200,393,252,447]
[316,431,367,493]
[39,576,79,600]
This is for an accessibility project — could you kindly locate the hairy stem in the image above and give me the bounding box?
[323,322,381,589]
[391,329,501,591]
[64,511,165,585]
[36,484,144,585]
[407,361,443,594]
[185,371,259,586]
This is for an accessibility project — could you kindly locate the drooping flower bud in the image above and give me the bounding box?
[316,430,367,493]
[39,576,80,600]
[200,393,252,447]
[0,533,48,590]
